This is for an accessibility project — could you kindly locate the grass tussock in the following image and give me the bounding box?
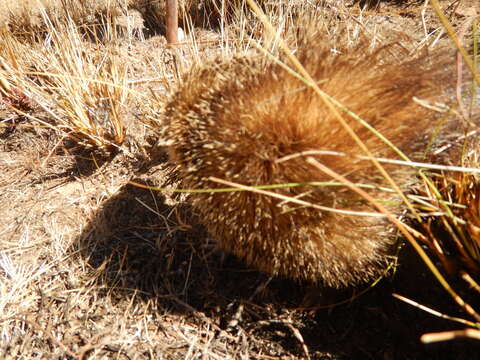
[31,19,130,149]
[1,12,131,150]
[407,141,480,341]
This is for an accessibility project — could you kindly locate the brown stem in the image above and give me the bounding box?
[166,0,178,45]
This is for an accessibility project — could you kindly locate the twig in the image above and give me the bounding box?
[166,0,179,45]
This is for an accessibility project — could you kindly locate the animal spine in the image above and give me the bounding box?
[163,39,457,288]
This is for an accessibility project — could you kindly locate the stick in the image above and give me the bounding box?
[166,0,178,45]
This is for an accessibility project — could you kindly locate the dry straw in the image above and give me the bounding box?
[1,8,132,150]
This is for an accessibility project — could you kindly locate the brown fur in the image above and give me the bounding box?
[163,39,462,288]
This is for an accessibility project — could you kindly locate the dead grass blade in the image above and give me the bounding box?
[393,293,479,328]
[421,329,480,343]
[394,293,480,344]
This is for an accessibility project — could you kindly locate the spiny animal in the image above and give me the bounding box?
[163,38,462,288]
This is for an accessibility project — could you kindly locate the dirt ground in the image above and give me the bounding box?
[1,0,480,359]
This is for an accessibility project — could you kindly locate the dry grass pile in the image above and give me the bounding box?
[0,0,479,359]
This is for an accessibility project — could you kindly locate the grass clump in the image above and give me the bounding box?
[1,13,131,150]
[406,142,480,342]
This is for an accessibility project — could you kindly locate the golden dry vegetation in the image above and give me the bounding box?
[0,0,479,359]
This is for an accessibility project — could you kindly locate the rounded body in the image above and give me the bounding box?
[164,40,456,287]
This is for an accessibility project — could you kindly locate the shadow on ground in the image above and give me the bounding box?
[72,164,480,359]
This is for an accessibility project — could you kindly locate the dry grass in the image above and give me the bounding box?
[1,0,125,41]
[1,18,131,151]
[0,0,479,359]
[405,136,480,342]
